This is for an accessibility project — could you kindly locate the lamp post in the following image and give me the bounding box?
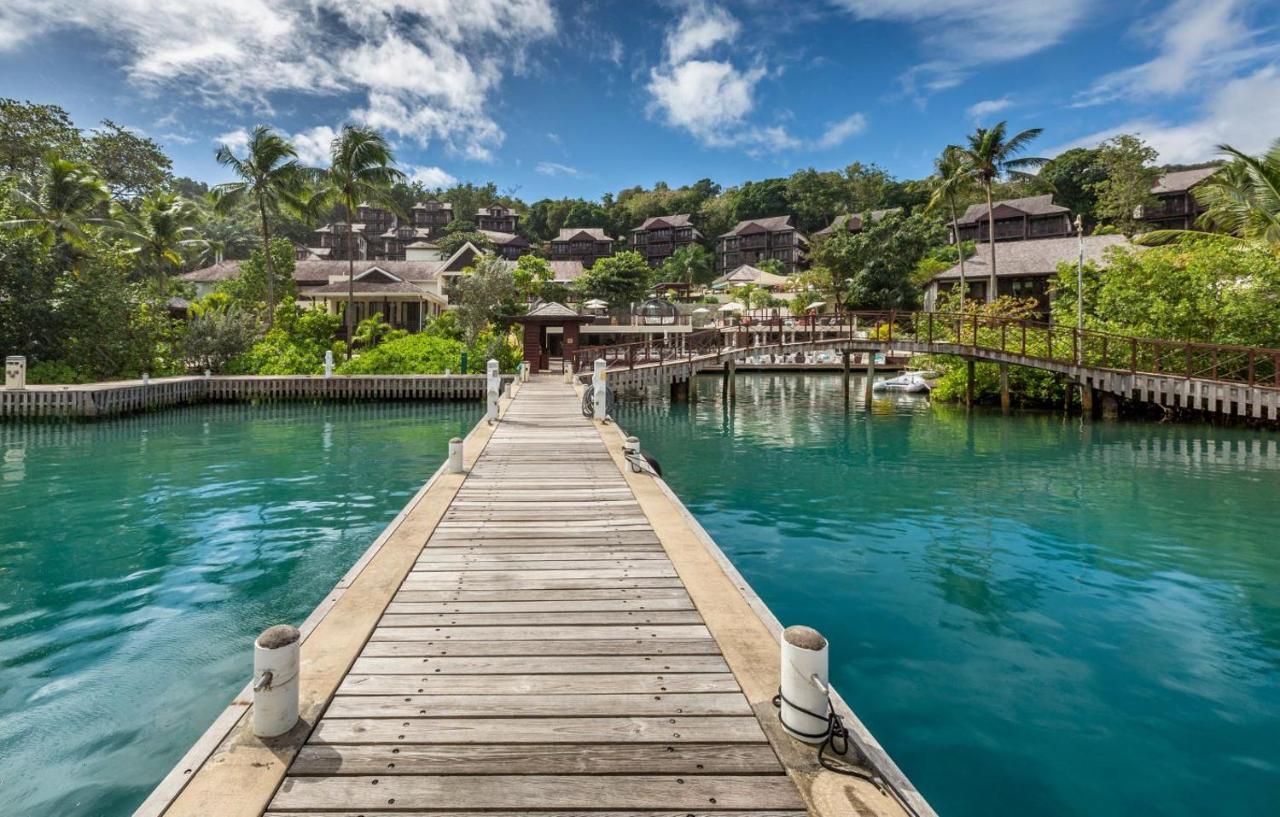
[1075,215,1085,365]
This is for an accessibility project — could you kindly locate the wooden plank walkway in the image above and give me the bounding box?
[266,377,808,816]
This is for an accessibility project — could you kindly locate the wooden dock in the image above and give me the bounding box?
[147,376,926,817]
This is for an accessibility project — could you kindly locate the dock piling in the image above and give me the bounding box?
[486,359,500,422]
[999,363,1010,414]
[780,625,830,744]
[447,437,464,474]
[252,624,300,738]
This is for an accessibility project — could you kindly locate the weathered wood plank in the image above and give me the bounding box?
[337,672,740,696]
[287,743,784,776]
[350,655,730,675]
[368,624,712,642]
[391,588,691,603]
[378,611,703,627]
[358,638,722,657]
[324,692,751,718]
[384,598,694,614]
[311,717,770,745]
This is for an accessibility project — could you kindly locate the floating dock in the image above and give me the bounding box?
[140,376,932,817]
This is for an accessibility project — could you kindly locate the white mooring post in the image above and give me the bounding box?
[563,361,574,384]
[448,437,464,474]
[780,625,830,744]
[203,369,211,380]
[142,373,150,386]
[323,350,334,379]
[486,359,500,422]
[5,356,26,390]
[624,436,641,472]
[253,624,300,738]
[593,359,608,420]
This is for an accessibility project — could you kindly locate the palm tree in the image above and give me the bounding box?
[212,126,307,323]
[109,191,205,292]
[925,145,977,304]
[305,125,404,358]
[955,122,1048,302]
[1,154,112,256]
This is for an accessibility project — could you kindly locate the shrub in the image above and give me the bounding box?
[230,301,340,374]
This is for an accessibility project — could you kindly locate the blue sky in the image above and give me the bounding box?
[1,0,1278,200]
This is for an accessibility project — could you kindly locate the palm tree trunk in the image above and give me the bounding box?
[258,197,275,327]
[346,211,355,360]
[984,182,997,303]
[947,191,966,304]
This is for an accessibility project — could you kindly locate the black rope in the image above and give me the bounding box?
[773,689,886,791]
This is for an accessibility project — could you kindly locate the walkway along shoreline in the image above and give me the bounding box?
[135,374,935,817]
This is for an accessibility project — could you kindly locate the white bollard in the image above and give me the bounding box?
[253,624,300,738]
[520,362,530,383]
[203,369,211,379]
[624,436,641,472]
[5,356,26,390]
[563,362,574,384]
[142,373,150,386]
[780,625,830,744]
[448,437,464,474]
[323,350,334,379]
[593,359,607,420]
[486,359,500,422]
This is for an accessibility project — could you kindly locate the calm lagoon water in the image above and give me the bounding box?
[616,373,1280,817]
[0,402,479,817]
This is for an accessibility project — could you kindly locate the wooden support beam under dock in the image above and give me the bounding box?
[145,376,930,817]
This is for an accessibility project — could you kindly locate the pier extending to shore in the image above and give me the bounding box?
[0,373,514,419]
[138,374,932,817]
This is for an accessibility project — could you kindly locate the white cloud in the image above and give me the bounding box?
[814,113,868,149]
[290,125,337,166]
[966,97,1013,120]
[406,165,458,188]
[1055,66,1280,165]
[648,59,768,146]
[214,128,250,153]
[535,161,585,177]
[0,0,557,161]
[1076,0,1273,106]
[665,1,740,63]
[829,0,1094,96]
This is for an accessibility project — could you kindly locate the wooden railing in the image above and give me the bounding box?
[574,310,1280,390]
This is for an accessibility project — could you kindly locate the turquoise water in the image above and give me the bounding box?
[616,373,1280,817]
[0,402,479,817]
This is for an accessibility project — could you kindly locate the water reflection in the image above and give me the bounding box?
[616,372,1280,817]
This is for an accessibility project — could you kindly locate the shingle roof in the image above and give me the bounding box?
[814,208,901,236]
[929,234,1132,281]
[720,215,797,237]
[955,195,1068,225]
[181,260,448,286]
[476,206,517,217]
[308,279,428,295]
[548,260,586,282]
[1152,166,1220,194]
[526,301,582,318]
[555,227,616,242]
[478,230,530,246]
[634,214,694,231]
[412,199,454,211]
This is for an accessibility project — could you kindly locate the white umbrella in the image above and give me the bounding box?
[692,307,710,314]
[583,298,608,309]
[718,302,744,312]
[805,301,826,309]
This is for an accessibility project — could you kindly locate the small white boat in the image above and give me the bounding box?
[873,372,932,393]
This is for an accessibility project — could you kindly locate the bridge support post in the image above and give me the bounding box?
[965,359,975,408]
[999,363,1010,414]
[864,354,875,403]
[670,377,689,403]
[724,359,736,402]
[1100,392,1119,420]
[842,351,851,402]
[1080,383,1095,419]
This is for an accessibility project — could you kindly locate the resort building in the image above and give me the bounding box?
[629,214,702,266]
[950,195,1074,243]
[550,227,616,268]
[479,230,533,261]
[302,200,457,263]
[410,198,454,234]
[717,215,808,274]
[711,264,791,292]
[1138,167,1219,231]
[475,205,520,233]
[922,233,1131,315]
[813,208,901,238]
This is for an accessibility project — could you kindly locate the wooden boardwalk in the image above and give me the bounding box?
[265,377,809,815]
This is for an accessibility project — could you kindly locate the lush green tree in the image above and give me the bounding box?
[2,154,111,255]
[1038,147,1106,226]
[232,301,341,374]
[730,178,789,223]
[85,120,172,201]
[304,125,404,356]
[437,229,495,257]
[182,305,258,373]
[658,243,715,286]
[925,145,977,296]
[1051,238,1280,347]
[953,121,1047,301]
[513,254,554,302]
[0,99,81,178]
[0,226,61,362]
[810,212,944,310]
[1180,141,1276,249]
[352,312,406,349]
[575,250,653,305]
[213,125,308,325]
[437,181,504,228]
[784,168,848,234]
[454,254,518,344]
[109,191,204,291]
[218,237,296,309]
[1090,134,1159,235]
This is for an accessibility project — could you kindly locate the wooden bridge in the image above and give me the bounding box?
[572,311,1280,421]
[141,375,932,817]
